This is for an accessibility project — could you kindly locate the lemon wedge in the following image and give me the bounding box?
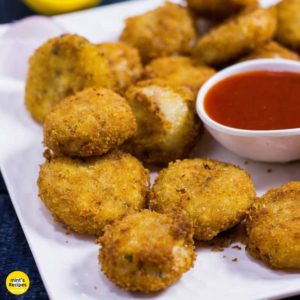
[23,0,101,15]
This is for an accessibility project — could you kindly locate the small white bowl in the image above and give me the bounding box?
[196,59,300,163]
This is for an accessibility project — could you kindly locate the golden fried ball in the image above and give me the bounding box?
[38,150,150,235]
[144,56,215,98]
[239,41,300,61]
[187,0,258,20]
[192,8,277,66]
[97,42,143,94]
[119,2,196,63]
[275,0,300,51]
[123,79,201,165]
[246,182,300,270]
[43,87,137,157]
[150,159,256,240]
[25,34,115,123]
[99,210,195,292]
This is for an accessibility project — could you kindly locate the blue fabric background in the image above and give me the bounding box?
[0,0,129,24]
[0,0,299,299]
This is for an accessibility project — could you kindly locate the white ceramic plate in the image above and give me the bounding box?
[0,0,299,299]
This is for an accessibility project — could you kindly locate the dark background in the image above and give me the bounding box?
[0,0,129,24]
[0,0,299,299]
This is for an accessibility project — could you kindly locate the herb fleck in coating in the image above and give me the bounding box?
[247,182,300,270]
[99,210,195,292]
[150,158,256,240]
[38,150,150,235]
[44,87,137,157]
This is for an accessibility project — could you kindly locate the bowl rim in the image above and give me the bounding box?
[196,58,300,137]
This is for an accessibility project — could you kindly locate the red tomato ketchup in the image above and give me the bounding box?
[204,71,300,130]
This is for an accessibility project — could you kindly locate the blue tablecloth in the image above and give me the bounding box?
[0,1,128,299]
[0,173,48,300]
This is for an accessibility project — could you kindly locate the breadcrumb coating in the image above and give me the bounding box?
[38,150,150,235]
[247,182,300,269]
[43,87,137,157]
[99,210,195,292]
[25,34,114,123]
[97,42,143,94]
[120,2,196,63]
[275,0,300,51]
[239,41,300,61]
[150,158,256,240]
[192,7,277,66]
[144,56,215,98]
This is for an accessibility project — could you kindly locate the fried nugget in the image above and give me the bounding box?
[38,150,150,235]
[119,2,196,63]
[276,0,300,51]
[239,41,300,61]
[246,182,300,270]
[43,87,136,157]
[192,7,277,66]
[25,34,115,123]
[123,80,201,165]
[97,42,143,94]
[150,159,256,240]
[187,0,258,20]
[99,210,195,292]
[144,56,215,98]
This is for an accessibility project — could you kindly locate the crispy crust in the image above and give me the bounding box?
[143,56,215,98]
[97,42,143,94]
[38,150,150,235]
[275,0,300,51]
[99,210,195,292]
[119,2,196,63]
[25,34,115,123]
[150,158,256,240]
[239,41,300,61]
[246,182,300,269]
[43,87,137,157]
[192,7,277,66]
[123,79,202,165]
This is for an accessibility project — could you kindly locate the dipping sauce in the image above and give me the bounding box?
[204,70,300,130]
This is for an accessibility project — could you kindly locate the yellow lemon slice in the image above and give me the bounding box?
[23,0,101,15]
